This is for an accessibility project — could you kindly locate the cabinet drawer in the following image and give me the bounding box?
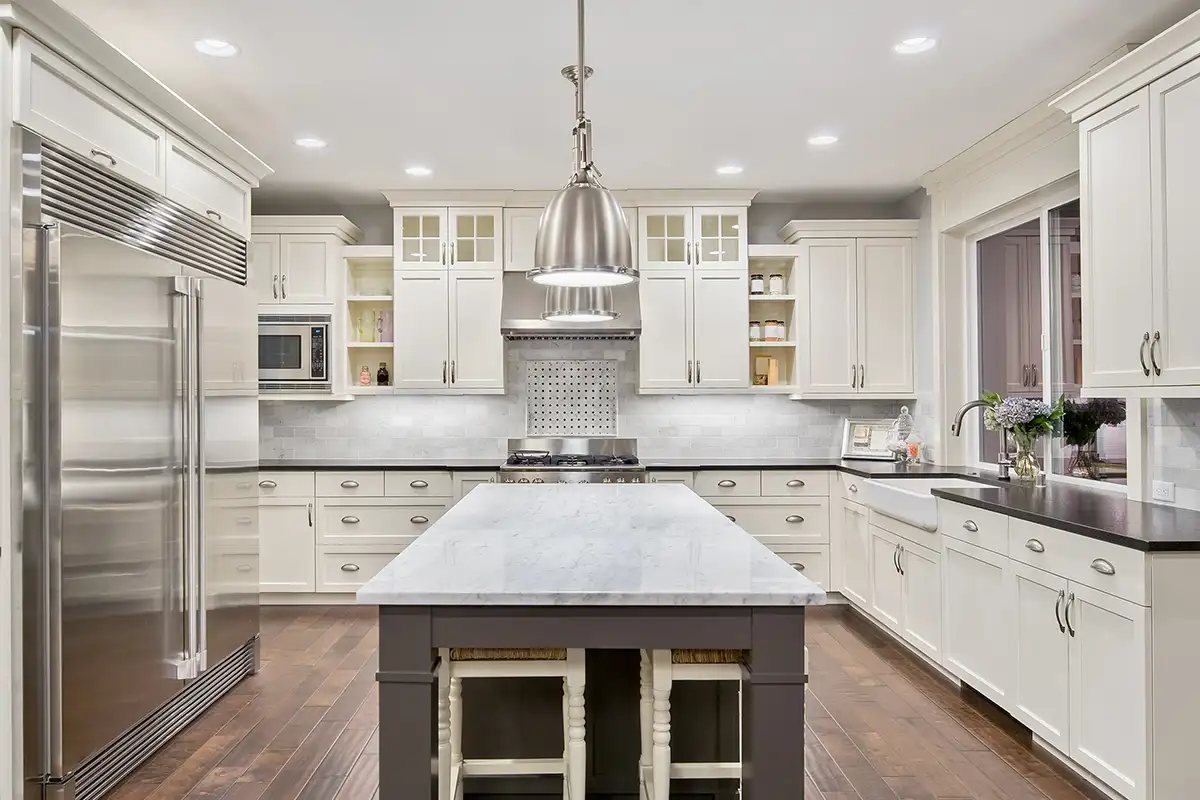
[1009,519,1148,605]
[211,547,258,595]
[938,501,1009,554]
[317,550,400,593]
[761,471,830,497]
[316,471,385,497]
[257,471,316,498]
[694,470,761,497]
[165,135,250,234]
[648,471,695,489]
[317,500,443,546]
[840,472,867,502]
[713,500,830,544]
[385,471,453,498]
[15,33,167,192]
[768,545,830,589]
[209,472,258,500]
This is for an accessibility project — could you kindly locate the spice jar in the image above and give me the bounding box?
[749,320,762,341]
[750,274,765,295]
[377,362,390,387]
[359,365,372,386]
[764,320,779,341]
[774,318,787,341]
[768,274,785,295]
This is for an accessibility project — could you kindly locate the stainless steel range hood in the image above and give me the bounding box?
[501,272,640,340]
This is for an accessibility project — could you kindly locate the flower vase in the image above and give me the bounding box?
[1069,438,1101,480]
[1010,430,1041,481]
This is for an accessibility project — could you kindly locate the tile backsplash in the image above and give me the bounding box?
[1149,398,1200,511]
[260,341,909,461]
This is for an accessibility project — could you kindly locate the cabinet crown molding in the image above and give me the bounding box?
[779,219,919,243]
[1054,11,1200,121]
[381,188,759,208]
[251,215,363,243]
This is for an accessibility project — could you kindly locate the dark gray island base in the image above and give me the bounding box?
[376,605,807,800]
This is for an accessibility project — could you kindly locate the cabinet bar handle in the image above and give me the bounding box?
[786,479,805,488]
[717,479,736,487]
[258,480,277,488]
[205,209,223,221]
[451,360,456,383]
[1023,365,1030,387]
[852,364,857,388]
[410,479,429,488]
[442,360,448,384]
[696,360,701,382]
[1139,332,1151,377]
[685,241,692,265]
[786,515,804,523]
[411,515,430,524]
[725,515,736,523]
[1065,592,1076,637]
[90,148,117,167]
[791,563,806,572]
[893,545,900,573]
[898,545,904,576]
[962,520,979,532]
[1151,331,1163,377]
[1054,589,1066,633]
[341,515,360,524]
[272,274,279,299]
[1025,538,1045,553]
[341,480,360,488]
[281,273,287,298]
[687,360,693,384]
[1032,364,1039,385]
[860,364,865,387]
[440,241,447,266]
[307,503,313,527]
[1090,558,1116,576]
[449,241,456,265]
[341,563,361,572]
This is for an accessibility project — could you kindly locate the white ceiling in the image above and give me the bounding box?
[56,0,1200,202]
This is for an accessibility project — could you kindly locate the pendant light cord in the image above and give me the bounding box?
[576,0,586,123]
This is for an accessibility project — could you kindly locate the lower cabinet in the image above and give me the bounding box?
[868,525,904,633]
[1011,560,1070,752]
[942,537,1014,707]
[899,540,941,663]
[840,501,871,607]
[259,498,316,592]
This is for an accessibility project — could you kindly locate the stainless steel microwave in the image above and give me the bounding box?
[258,314,332,393]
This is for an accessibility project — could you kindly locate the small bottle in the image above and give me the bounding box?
[377,362,390,387]
[359,365,371,386]
[750,274,765,295]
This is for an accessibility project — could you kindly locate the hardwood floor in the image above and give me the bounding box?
[109,605,1098,800]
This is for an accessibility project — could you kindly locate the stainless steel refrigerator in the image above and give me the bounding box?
[17,132,260,800]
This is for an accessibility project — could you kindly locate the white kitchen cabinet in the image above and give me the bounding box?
[449,272,505,389]
[1011,560,1071,753]
[279,236,339,304]
[797,235,914,397]
[259,499,316,592]
[252,218,361,307]
[505,206,637,273]
[639,208,693,270]
[394,271,451,390]
[693,207,748,269]
[1068,583,1149,800]
[942,536,1014,708]
[868,525,903,634]
[840,501,871,608]
[251,235,282,305]
[639,206,747,271]
[165,135,251,236]
[899,540,941,663]
[693,270,749,388]
[648,471,695,489]
[639,270,694,391]
[452,472,497,503]
[395,207,503,270]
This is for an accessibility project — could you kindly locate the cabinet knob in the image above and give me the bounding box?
[341,516,360,525]
[258,480,277,489]
[717,479,737,488]
[410,479,429,488]
[411,515,430,524]
[962,520,979,533]
[341,563,361,573]
[786,479,805,488]
[790,563,806,572]
[1025,538,1045,553]
[341,480,360,489]
[786,515,805,524]
[1090,558,1116,576]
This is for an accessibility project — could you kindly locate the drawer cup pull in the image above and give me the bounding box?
[341,564,361,573]
[785,515,804,524]
[236,517,253,525]
[236,564,253,573]
[725,515,736,523]
[258,480,277,489]
[411,515,430,524]
[1090,558,1116,576]
[848,484,858,493]
[1025,538,1045,553]
[410,479,429,488]
[341,516,361,524]
[962,520,979,532]
[205,209,223,221]
[790,562,806,572]
[90,148,117,167]
[786,479,805,488]
[341,480,360,488]
[717,479,737,488]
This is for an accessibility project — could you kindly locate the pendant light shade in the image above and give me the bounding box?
[530,0,635,288]
[541,285,620,322]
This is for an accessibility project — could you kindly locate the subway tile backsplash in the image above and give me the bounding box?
[1150,398,1200,511]
[260,341,908,461]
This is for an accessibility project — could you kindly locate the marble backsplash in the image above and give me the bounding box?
[1150,398,1200,511]
[260,341,910,461]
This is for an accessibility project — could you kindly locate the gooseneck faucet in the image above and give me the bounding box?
[951,400,1012,480]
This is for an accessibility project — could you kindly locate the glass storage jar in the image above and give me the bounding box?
[750,274,765,295]
[768,274,785,295]
[749,320,762,341]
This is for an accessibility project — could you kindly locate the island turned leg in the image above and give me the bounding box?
[377,607,435,800]
[743,607,807,800]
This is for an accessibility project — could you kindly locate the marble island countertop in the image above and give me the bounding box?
[356,483,828,607]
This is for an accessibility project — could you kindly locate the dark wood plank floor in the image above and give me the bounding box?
[109,605,1098,800]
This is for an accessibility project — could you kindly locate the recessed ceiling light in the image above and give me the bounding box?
[807,134,839,146]
[194,38,239,58]
[294,137,327,149]
[405,166,433,177]
[716,165,744,175]
[894,37,937,54]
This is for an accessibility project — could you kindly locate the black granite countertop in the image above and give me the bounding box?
[258,458,502,471]
[933,484,1200,552]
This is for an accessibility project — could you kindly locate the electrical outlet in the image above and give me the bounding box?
[1152,480,1176,503]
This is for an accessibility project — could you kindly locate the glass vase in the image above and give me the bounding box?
[1069,437,1101,480]
[1010,430,1041,481]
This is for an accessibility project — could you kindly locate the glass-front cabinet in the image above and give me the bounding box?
[394,207,503,270]
[638,206,748,271]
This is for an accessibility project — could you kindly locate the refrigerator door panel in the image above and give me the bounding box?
[189,268,259,669]
[43,223,189,776]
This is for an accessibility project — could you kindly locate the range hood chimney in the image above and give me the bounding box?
[501,272,640,340]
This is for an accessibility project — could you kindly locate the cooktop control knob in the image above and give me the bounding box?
[532,478,544,483]
[518,478,530,483]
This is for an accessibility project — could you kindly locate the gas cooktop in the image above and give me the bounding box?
[500,438,645,484]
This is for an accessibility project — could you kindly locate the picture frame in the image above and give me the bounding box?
[841,418,897,461]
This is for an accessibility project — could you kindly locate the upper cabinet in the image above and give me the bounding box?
[251,217,362,307]
[505,206,637,273]
[639,206,747,271]
[1056,24,1200,397]
[394,207,503,270]
[165,136,251,236]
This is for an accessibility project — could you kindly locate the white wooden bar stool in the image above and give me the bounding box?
[437,647,586,800]
[638,646,809,800]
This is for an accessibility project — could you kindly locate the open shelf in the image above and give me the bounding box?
[749,294,796,301]
[348,341,394,348]
[345,249,396,393]
[348,385,394,395]
[347,295,394,302]
[749,341,796,347]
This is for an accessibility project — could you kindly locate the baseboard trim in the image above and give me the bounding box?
[1032,736,1127,800]
[261,592,359,606]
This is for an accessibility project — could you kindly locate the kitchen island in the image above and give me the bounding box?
[358,483,826,799]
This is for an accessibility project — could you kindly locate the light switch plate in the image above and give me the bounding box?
[1152,480,1176,503]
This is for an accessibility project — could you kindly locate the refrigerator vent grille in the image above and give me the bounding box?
[39,139,249,284]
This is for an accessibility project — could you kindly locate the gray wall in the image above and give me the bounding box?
[252,195,395,245]
[746,200,909,244]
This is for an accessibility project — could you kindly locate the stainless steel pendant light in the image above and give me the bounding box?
[529,0,635,288]
[542,286,620,322]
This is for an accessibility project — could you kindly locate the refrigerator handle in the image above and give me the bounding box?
[173,276,198,678]
[193,278,208,672]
